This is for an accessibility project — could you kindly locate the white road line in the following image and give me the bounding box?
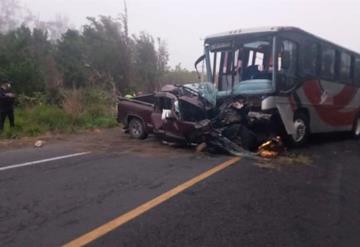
[0,152,91,172]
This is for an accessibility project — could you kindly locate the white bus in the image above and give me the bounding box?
[197,26,360,145]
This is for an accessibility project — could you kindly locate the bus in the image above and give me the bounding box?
[196,26,360,145]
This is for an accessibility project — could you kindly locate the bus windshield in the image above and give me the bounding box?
[205,35,275,95]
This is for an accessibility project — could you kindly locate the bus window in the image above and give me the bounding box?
[254,52,264,71]
[278,40,298,91]
[233,48,244,85]
[303,41,319,76]
[354,57,360,86]
[247,50,254,66]
[242,40,272,80]
[218,51,234,91]
[339,52,352,83]
[321,46,336,80]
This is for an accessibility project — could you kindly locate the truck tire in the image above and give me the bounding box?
[288,112,310,147]
[129,118,148,139]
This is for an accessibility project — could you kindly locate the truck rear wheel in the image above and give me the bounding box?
[129,118,148,139]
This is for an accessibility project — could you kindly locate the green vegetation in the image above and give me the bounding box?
[0,89,117,139]
[0,0,200,139]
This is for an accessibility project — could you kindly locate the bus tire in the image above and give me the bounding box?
[129,117,148,140]
[288,112,310,147]
[352,114,360,139]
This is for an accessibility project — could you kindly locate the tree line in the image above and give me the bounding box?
[0,0,198,99]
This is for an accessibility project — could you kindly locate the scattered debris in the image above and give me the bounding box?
[93,128,102,134]
[257,136,285,158]
[195,142,207,153]
[34,140,45,148]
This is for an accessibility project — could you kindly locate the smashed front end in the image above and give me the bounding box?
[177,82,284,157]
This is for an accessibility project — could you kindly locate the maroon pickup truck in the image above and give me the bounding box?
[117,84,214,144]
[117,82,281,155]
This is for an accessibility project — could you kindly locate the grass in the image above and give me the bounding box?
[0,89,118,139]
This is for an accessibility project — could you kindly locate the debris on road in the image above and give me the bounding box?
[257,136,285,158]
[195,142,207,153]
[117,82,288,158]
[34,140,45,148]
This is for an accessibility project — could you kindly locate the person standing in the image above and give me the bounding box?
[0,81,16,130]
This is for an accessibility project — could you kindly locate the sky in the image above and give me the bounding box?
[21,0,360,70]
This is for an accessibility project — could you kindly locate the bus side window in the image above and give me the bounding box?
[278,39,298,91]
[320,45,336,80]
[339,52,352,83]
[303,41,319,77]
[354,57,360,86]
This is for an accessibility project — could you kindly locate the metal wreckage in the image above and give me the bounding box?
[117,82,285,158]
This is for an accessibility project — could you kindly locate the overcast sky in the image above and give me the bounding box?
[22,0,359,70]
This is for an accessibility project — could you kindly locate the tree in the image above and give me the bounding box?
[132,32,158,92]
[82,16,131,92]
[35,15,70,41]
[56,29,86,89]
[0,3,170,97]
[156,38,169,83]
[162,64,198,85]
[0,26,50,94]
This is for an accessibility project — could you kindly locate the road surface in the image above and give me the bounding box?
[0,128,359,247]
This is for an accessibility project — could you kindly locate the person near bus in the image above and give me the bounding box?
[0,81,16,130]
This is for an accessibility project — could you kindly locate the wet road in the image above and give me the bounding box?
[0,129,360,247]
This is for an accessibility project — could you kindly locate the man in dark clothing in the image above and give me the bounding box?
[0,81,16,130]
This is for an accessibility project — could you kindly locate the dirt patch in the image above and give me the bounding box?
[0,132,66,150]
[80,130,192,157]
[0,127,317,163]
[0,127,193,157]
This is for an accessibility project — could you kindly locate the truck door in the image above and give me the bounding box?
[151,94,186,143]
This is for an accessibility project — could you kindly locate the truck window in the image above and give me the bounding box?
[155,97,172,112]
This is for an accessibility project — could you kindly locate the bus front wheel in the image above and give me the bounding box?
[289,112,310,147]
[353,114,360,139]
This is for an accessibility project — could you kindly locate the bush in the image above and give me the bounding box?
[0,88,118,139]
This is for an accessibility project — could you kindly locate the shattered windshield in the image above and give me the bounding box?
[183,82,217,107]
[206,36,275,95]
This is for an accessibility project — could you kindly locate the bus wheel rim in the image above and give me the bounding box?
[293,119,306,142]
[356,117,360,136]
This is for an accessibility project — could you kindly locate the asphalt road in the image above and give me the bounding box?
[0,129,360,247]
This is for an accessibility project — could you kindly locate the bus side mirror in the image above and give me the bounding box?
[281,51,291,70]
[195,54,206,80]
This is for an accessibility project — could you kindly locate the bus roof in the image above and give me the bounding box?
[205,26,360,56]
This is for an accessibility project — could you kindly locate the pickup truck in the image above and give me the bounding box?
[117,82,280,154]
[117,84,215,144]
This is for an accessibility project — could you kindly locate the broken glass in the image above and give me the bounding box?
[183,82,218,107]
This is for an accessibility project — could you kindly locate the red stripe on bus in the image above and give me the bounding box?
[303,80,359,126]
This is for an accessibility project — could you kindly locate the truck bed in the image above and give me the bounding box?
[117,94,155,132]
